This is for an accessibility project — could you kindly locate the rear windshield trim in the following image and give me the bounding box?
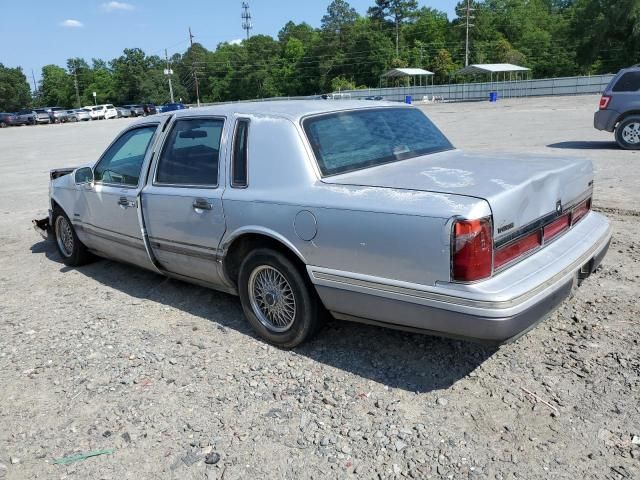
[301,107,454,178]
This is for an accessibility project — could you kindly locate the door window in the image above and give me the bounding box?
[94,125,157,186]
[155,118,224,186]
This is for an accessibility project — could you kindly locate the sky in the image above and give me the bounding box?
[0,1,459,86]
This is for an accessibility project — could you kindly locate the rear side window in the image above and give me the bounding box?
[156,118,224,186]
[612,72,640,92]
[303,108,453,176]
[231,119,249,187]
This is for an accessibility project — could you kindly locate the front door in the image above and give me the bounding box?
[142,116,227,285]
[80,123,159,269]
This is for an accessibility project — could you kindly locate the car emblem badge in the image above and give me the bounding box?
[556,200,562,214]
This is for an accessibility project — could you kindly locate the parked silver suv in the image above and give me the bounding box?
[594,65,640,149]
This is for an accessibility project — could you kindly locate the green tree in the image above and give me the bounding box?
[40,65,73,107]
[0,64,31,111]
[368,0,419,56]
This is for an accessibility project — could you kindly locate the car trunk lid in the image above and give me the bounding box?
[321,149,593,238]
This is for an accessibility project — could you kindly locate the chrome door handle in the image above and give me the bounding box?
[118,196,136,208]
[192,198,212,211]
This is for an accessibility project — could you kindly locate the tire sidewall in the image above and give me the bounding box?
[615,116,640,150]
[53,208,87,266]
[238,249,318,348]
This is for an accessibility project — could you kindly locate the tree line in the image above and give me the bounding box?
[1,0,637,111]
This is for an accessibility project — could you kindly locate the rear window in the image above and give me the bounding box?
[612,72,640,92]
[303,108,453,176]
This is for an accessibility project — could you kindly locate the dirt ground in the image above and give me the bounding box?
[0,96,638,480]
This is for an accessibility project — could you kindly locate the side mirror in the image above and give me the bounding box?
[75,167,94,185]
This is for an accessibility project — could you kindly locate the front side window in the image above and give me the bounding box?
[612,72,640,92]
[303,108,453,176]
[94,125,157,186]
[155,118,224,186]
[231,119,249,187]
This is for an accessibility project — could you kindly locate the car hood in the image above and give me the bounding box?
[321,149,593,238]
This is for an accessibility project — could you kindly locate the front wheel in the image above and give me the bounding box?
[53,208,93,267]
[238,248,322,348]
[615,116,640,150]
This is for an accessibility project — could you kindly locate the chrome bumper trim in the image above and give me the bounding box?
[309,224,612,312]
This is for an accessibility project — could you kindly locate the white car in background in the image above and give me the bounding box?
[85,104,118,120]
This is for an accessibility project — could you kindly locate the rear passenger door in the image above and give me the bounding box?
[142,116,228,285]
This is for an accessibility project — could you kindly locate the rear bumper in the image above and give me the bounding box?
[309,212,612,343]
[594,109,619,132]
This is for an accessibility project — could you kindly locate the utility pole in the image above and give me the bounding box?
[241,2,252,40]
[188,27,200,106]
[30,69,38,96]
[463,0,475,67]
[72,61,81,108]
[164,49,175,103]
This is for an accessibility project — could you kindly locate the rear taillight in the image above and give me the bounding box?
[543,214,570,241]
[494,230,541,270]
[571,198,591,225]
[451,217,493,282]
[599,95,611,109]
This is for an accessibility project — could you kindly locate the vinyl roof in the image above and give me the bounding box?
[455,63,530,75]
[381,68,434,78]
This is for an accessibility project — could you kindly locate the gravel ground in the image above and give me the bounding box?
[0,96,638,480]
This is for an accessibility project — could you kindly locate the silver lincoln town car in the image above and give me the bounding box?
[33,101,612,348]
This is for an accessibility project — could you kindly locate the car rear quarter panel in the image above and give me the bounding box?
[221,115,491,286]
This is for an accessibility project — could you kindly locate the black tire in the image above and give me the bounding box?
[238,248,322,348]
[615,115,640,150]
[52,208,93,267]
[0,122,6,128]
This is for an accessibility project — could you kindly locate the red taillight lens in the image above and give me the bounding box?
[599,95,611,109]
[543,214,571,241]
[572,198,591,225]
[452,217,493,282]
[494,231,541,270]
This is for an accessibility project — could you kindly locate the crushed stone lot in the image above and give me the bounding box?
[0,96,638,479]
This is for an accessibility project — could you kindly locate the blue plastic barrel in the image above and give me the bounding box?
[489,91,498,102]
[405,95,412,104]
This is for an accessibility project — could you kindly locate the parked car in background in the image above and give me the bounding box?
[123,104,145,117]
[102,104,118,120]
[142,103,157,116]
[35,101,611,348]
[15,109,36,125]
[116,106,132,118]
[0,113,17,128]
[34,109,52,124]
[65,110,79,122]
[49,107,71,123]
[85,106,103,120]
[72,109,92,121]
[594,65,640,150]
[159,103,186,113]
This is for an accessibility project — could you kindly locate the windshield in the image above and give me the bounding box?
[303,107,453,176]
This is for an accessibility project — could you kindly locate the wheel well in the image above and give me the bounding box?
[617,111,640,125]
[223,233,307,287]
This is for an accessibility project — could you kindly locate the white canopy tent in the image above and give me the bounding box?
[380,68,434,87]
[454,63,531,82]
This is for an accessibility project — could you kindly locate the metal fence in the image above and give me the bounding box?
[335,74,615,103]
[192,74,615,107]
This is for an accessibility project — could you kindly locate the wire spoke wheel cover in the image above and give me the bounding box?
[55,215,74,258]
[621,122,640,145]
[248,265,297,333]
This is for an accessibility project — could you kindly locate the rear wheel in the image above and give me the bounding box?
[615,115,640,150]
[238,248,322,348]
[53,208,93,267]
[0,121,6,128]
